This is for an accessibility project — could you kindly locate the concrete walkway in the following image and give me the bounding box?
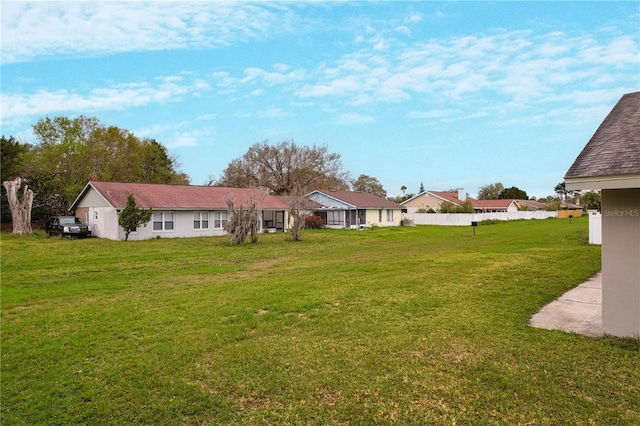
[529,273,603,337]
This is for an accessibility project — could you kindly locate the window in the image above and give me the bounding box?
[153,212,174,231]
[326,210,344,226]
[194,211,209,230]
[379,209,382,222]
[386,209,394,222]
[213,211,228,229]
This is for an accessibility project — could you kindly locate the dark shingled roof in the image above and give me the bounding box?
[565,92,640,179]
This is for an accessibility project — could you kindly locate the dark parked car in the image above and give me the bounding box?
[46,216,92,238]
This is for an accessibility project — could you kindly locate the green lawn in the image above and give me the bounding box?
[2,217,638,424]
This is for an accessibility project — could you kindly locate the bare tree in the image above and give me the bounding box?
[2,178,34,234]
[216,140,350,195]
[286,189,313,241]
[223,190,262,245]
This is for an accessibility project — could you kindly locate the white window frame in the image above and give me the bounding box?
[386,209,394,222]
[213,211,228,229]
[193,211,209,230]
[153,211,174,232]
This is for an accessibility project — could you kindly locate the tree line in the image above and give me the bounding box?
[2,116,188,224]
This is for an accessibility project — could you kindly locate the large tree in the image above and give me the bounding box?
[580,191,601,211]
[351,174,387,198]
[20,116,189,222]
[555,182,579,204]
[499,186,528,200]
[216,140,350,195]
[477,182,504,200]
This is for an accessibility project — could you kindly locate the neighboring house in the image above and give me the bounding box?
[515,199,550,211]
[471,199,518,213]
[70,181,289,241]
[401,190,517,213]
[401,190,469,213]
[564,91,640,338]
[306,190,403,228]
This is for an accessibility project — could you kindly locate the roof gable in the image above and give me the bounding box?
[72,181,288,210]
[471,199,515,209]
[565,92,640,180]
[428,191,468,205]
[307,190,402,209]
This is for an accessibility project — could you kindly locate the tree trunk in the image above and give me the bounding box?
[2,178,34,234]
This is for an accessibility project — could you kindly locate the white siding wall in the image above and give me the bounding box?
[124,210,242,241]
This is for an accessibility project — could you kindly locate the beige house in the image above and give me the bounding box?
[565,92,640,338]
[306,190,403,228]
[401,190,518,213]
[401,190,469,213]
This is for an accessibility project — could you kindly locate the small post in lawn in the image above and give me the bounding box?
[471,221,477,236]
[569,215,573,223]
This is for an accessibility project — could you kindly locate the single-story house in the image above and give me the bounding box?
[306,189,404,229]
[564,91,640,338]
[70,181,289,241]
[471,199,518,213]
[515,199,550,211]
[401,190,469,213]
[401,189,517,213]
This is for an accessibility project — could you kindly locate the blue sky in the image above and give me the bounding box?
[2,1,638,198]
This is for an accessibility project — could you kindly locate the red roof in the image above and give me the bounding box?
[311,190,403,208]
[76,181,289,210]
[428,191,472,205]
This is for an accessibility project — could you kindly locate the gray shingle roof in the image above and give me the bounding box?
[565,92,640,179]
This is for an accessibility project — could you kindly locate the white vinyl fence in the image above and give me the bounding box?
[404,211,558,226]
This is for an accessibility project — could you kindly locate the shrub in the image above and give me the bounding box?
[478,219,504,226]
[305,215,325,229]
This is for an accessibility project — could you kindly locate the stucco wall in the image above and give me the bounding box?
[601,188,640,338]
[364,209,402,227]
[403,193,448,211]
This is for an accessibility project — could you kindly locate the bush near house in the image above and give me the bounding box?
[2,218,638,425]
[305,214,325,228]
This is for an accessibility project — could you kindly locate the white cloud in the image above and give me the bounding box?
[135,122,205,148]
[1,2,290,63]
[1,75,209,120]
[294,28,639,114]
